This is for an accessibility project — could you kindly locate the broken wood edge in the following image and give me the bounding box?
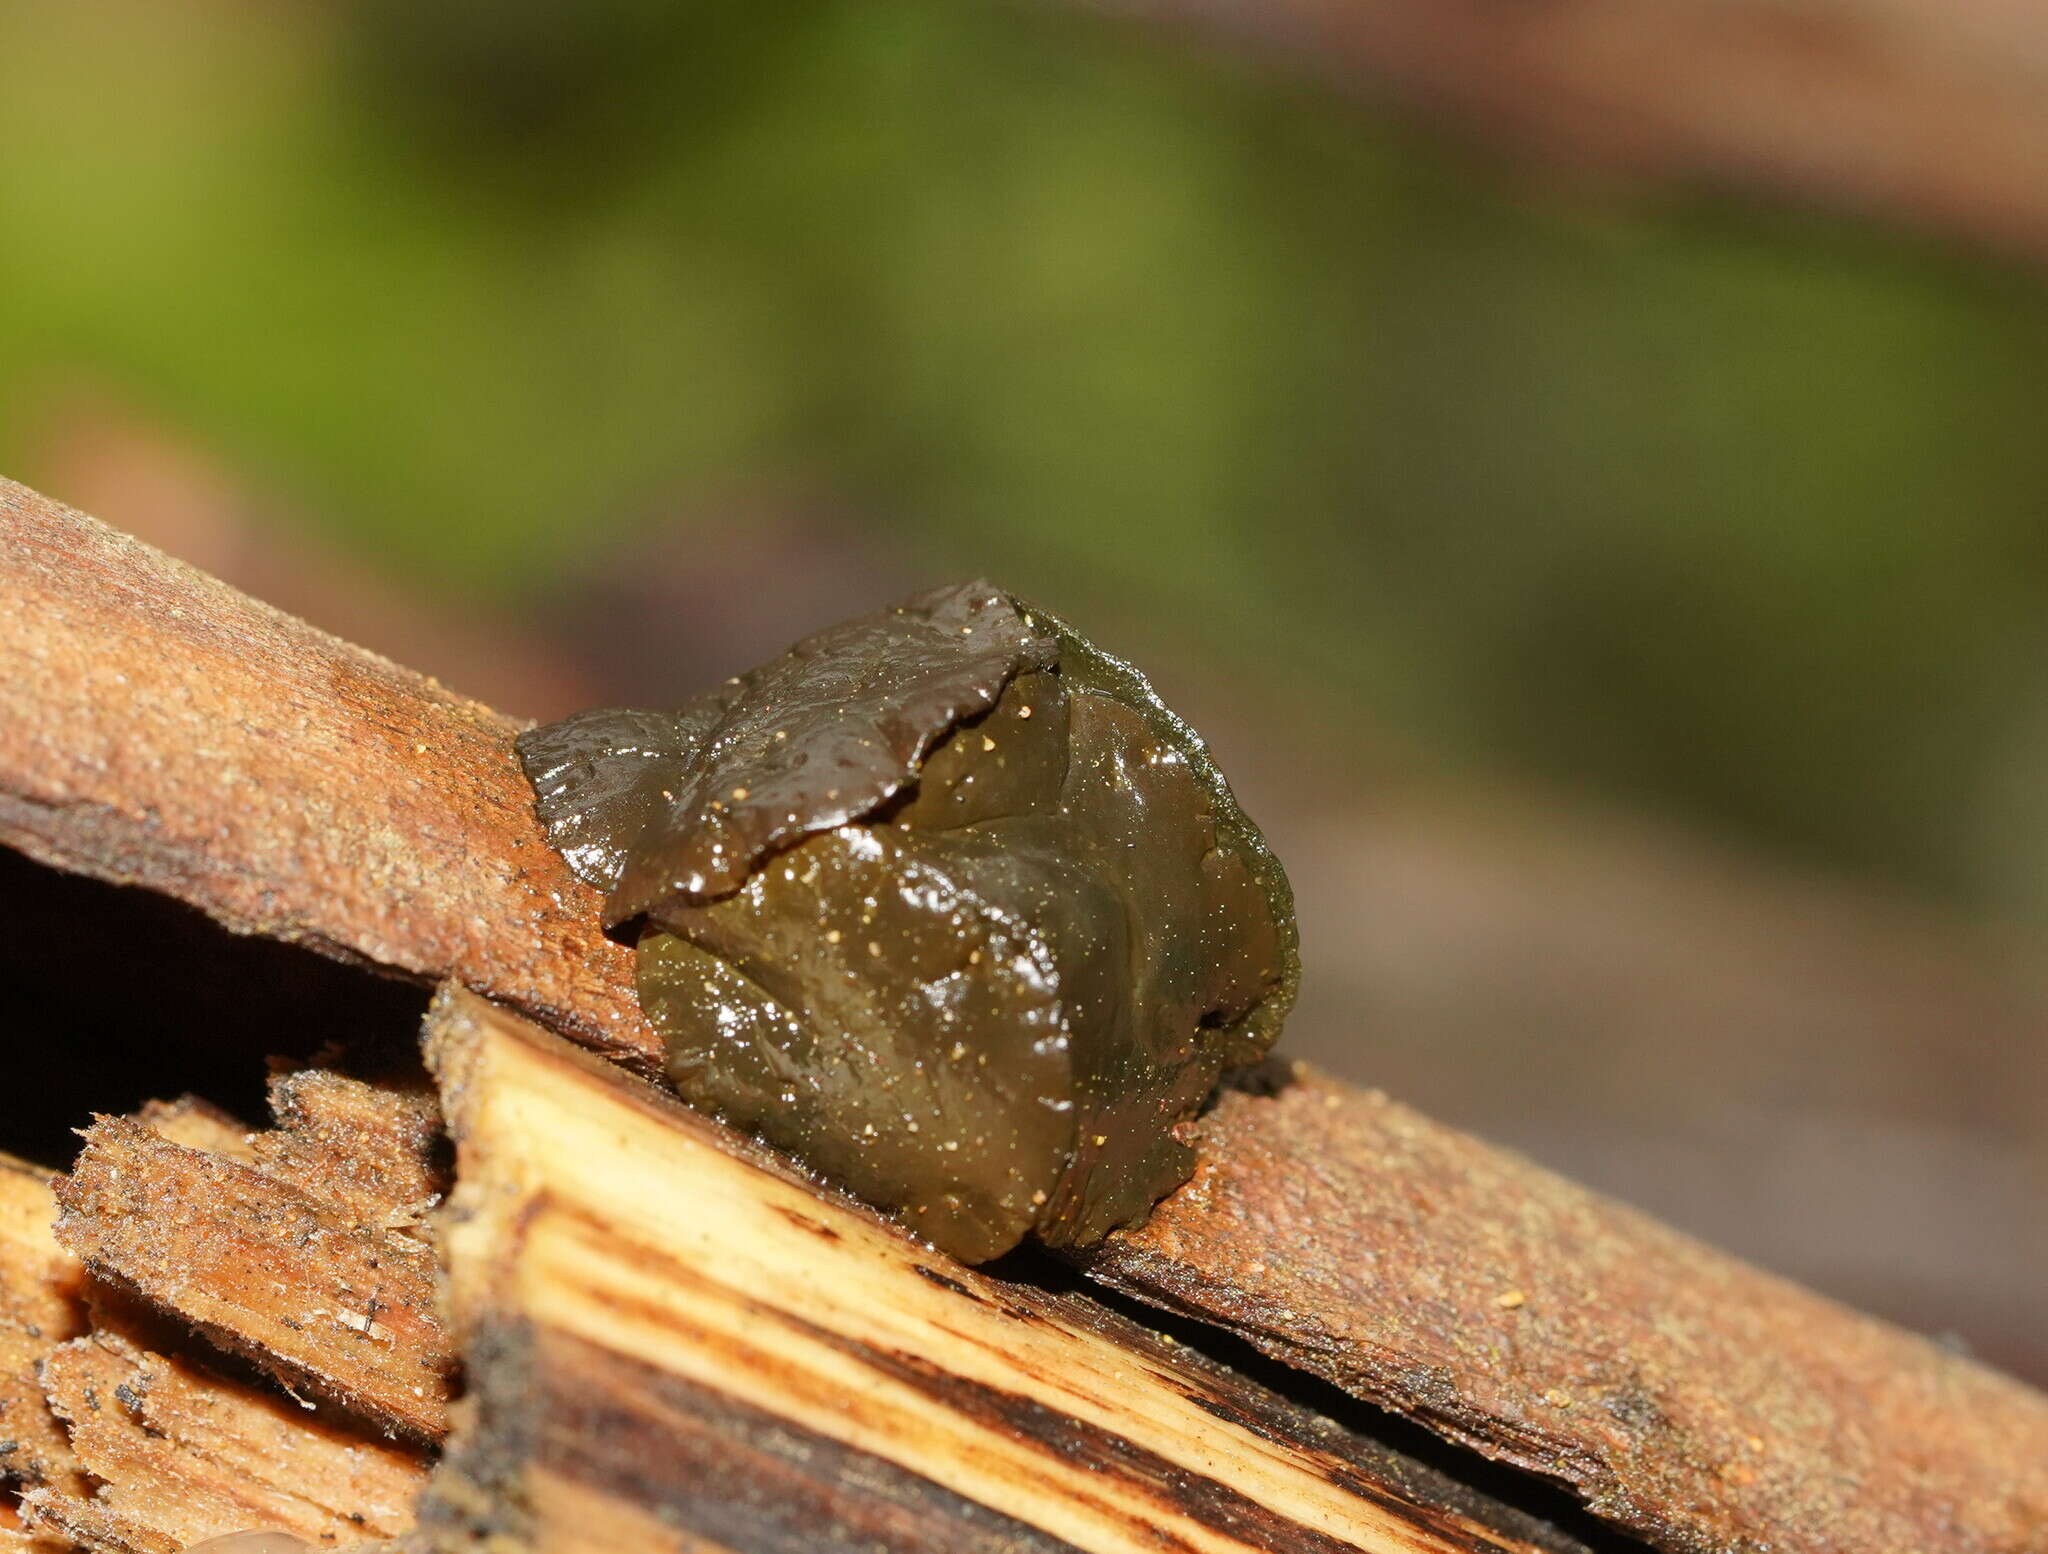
[37,1326,421,1551]
[18,991,1601,1554]
[54,1116,451,1446]
[412,983,1582,1554]
[5,477,2046,1552]
[0,1083,442,1554]
[0,1152,88,1528]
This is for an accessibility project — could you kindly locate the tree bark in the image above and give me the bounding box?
[2,475,2045,1552]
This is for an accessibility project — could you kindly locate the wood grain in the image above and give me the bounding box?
[5,1069,440,1554]
[416,985,1581,1554]
[37,1330,419,1549]
[57,1116,451,1444]
[4,1072,440,1554]
[4,476,2047,1552]
[1086,1068,2048,1554]
[0,1158,86,1508]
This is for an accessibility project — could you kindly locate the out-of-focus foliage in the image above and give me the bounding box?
[5,0,2048,909]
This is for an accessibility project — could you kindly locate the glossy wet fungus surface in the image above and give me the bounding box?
[517,582,1299,1262]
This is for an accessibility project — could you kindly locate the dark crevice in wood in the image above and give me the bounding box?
[0,846,428,1167]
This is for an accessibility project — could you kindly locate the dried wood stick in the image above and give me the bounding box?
[37,1331,420,1550]
[55,1119,452,1443]
[414,984,1577,1554]
[0,1156,87,1507]
[30,1031,1588,1554]
[1084,1069,2048,1553]
[4,477,2047,1551]
[6,1076,440,1554]
[0,477,651,1069]
[0,1141,424,1554]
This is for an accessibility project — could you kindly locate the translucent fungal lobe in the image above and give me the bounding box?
[517,581,1298,1262]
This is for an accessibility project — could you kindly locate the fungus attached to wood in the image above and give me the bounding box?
[516,581,1300,1262]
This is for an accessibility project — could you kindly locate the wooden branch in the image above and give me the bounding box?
[1085,0,2048,265]
[0,1134,428,1554]
[415,985,1570,1554]
[35,1328,420,1550]
[0,478,652,1070]
[0,1159,87,1504]
[4,475,2047,1551]
[57,1103,453,1442]
[3,1073,439,1554]
[1085,1071,2048,1552]
[15,999,1591,1554]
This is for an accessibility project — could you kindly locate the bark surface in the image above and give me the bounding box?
[3,477,2045,1552]
[1086,1068,2048,1553]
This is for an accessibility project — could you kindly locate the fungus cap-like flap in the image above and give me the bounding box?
[517,580,1055,923]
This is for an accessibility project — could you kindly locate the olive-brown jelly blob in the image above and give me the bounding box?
[517,582,1297,1263]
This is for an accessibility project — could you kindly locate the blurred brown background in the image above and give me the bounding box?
[1,0,2042,1382]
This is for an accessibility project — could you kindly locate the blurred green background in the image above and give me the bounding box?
[2,0,2042,1377]
[11,0,2048,907]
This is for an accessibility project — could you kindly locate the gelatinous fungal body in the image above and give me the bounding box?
[517,582,1298,1262]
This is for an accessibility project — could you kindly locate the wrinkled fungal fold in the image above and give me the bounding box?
[517,581,1298,1262]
